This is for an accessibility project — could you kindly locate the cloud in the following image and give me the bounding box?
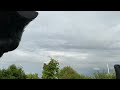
[1,11,120,76]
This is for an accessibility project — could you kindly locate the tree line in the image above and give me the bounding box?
[0,58,116,79]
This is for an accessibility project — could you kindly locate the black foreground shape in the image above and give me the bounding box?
[114,64,120,79]
[0,11,38,57]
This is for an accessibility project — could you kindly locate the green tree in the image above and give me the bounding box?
[0,64,26,79]
[42,58,59,79]
[26,73,39,79]
[58,66,91,79]
[58,66,80,79]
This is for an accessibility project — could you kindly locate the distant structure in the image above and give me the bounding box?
[0,11,38,57]
[107,63,110,74]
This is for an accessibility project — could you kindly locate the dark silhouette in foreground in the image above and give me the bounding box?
[114,64,120,79]
[0,11,38,57]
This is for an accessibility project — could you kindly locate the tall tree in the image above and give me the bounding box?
[42,58,59,79]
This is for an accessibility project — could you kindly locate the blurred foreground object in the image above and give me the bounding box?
[114,64,120,79]
[0,11,38,57]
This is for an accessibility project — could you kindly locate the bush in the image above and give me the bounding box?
[93,71,116,79]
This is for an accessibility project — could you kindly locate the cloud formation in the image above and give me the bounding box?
[1,11,120,76]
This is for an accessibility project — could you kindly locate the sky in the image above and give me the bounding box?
[1,11,120,77]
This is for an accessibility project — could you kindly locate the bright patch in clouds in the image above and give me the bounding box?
[48,51,89,59]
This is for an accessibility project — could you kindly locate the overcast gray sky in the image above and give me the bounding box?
[1,11,120,76]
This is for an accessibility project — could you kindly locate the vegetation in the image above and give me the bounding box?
[0,64,26,79]
[58,66,91,79]
[41,58,59,79]
[93,71,116,79]
[26,73,39,79]
[0,58,117,79]
[58,66,80,79]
